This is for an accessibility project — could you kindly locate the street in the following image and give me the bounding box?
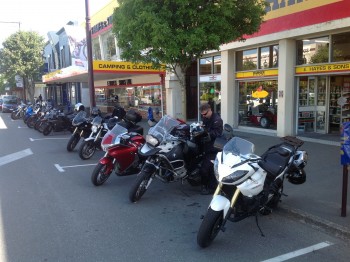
[0,113,349,262]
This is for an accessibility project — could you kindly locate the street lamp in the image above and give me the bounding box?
[85,0,96,108]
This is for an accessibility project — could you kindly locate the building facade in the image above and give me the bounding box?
[200,0,350,137]
[42,0,166,118]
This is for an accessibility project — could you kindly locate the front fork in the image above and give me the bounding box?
[99,152,116,173]
[210,183,241,230]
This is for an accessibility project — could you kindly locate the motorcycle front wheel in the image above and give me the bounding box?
[11,111,19,120]
[67,134,80,152]
[79,141,96,160]
[27,116,36,128]
[197,208,224,248]
[91,163,112,186]
[129,169,154,203]
[43,124,53,136]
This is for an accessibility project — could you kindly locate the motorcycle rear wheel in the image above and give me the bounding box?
[91,163,112,186]
[197,208,223,248]
[67,134,80,152]
[129,169,153,203]
[79,141,96,160]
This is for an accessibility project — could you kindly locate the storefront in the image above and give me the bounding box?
[93,60,165,116]
[202,0,350,138]
[296,64,350,134]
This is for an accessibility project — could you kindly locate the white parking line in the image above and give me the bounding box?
[0,116,7,129]
[0,148,33,167]
[55,163,97,172]
[30,137,68,141]
[261,241,333,262]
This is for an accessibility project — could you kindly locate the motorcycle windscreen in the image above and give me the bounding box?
[72,111,87,126]
[148,115,182,143]
[101,123,128,147]
[222,137,255,161]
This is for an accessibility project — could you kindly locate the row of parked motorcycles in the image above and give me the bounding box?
[87,113,309,248]
[11,101,309,248]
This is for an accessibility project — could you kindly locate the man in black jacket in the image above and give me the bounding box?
[199,103,223,195]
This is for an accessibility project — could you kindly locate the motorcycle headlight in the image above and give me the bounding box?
[91,125,98,133]
[222,170,249,183]
[146,135,159,147]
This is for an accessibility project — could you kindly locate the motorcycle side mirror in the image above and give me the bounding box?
[223,124,234,140]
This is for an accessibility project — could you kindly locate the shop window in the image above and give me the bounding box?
[259,47,270,69]
[332,32,350,62]
[199,57,212,75]
[213,55,221,74]
[238,80,278,130]
[238,46,278,71]
[199,82,221,114]
[272,45,279,67]
[101,31,117,60]
[92,38,101,60]
[243,49,258,70]
[296,36,329,65]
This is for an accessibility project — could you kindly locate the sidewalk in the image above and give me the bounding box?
[138,119,350,239]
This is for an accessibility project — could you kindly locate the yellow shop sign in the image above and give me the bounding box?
[236,69,278,79]
[93,61,166,73]
[296,62,350,74]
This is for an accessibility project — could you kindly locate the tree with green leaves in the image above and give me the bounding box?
[0,31,45,102]
[113,0,266,90]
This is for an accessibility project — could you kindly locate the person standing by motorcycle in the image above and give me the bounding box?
[199,103,223,195]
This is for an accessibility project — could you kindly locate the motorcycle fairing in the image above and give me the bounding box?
[139,144,161,156]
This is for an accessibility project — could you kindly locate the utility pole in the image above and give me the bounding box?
[85,0,96,108]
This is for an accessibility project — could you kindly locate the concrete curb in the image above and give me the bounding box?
[278,205,350,241]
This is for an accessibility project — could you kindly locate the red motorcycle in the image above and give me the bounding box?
[90,121,145,186]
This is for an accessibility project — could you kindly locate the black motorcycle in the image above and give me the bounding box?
[128,115,233,203]
[66,111,92,152]
[41,110,75,136]
[78,110,144,160]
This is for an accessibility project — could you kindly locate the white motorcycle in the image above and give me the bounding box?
[197,136,308,248]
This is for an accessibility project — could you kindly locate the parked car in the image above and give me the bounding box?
[0,98,3,111]
[1,98,18,113]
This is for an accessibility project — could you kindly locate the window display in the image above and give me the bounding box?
[238,80,278,129]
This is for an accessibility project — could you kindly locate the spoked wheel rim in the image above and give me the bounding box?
[80,142,96,160]
[134,178,150,199]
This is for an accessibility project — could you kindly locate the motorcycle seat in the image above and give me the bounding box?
[258,143,294,177]
[129,125,143,135]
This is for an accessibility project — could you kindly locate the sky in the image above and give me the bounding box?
[0,0,112,45]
